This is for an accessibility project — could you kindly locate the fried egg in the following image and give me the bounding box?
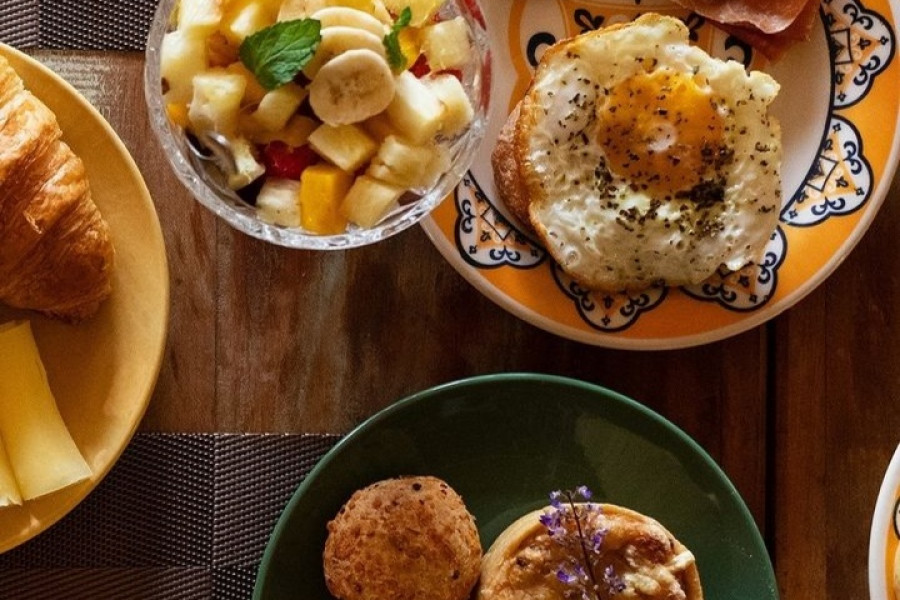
[517,13,782,291]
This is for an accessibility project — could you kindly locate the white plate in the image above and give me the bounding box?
[421,0,900,349]
[870,444,900,600]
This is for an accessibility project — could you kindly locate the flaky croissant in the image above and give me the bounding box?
[0,55,114,321]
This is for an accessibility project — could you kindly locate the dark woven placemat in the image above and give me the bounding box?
[0,0,157,50]
[0,433,341,599]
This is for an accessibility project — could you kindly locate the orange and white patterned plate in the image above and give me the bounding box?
[870,444,900,600]
[420,0,900,349]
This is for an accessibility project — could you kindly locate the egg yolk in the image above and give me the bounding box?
[597,69,727,197]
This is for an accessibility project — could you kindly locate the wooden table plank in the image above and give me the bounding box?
[38,51,772,539]
[773,173,900,598]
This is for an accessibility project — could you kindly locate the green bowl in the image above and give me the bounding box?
[254,374,777,599]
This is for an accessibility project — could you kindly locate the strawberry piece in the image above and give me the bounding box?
[261,142,318,180]
[409,53,431,78]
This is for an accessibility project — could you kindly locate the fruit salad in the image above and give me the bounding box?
[160,0,478,235]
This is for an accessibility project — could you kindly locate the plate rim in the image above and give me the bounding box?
[420,0,900,351]
[0,42,170,553]
[869,443,900,600]
[253,372,776,598]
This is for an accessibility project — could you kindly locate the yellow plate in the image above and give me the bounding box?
[421,0,900,349]
[0,44,169,553]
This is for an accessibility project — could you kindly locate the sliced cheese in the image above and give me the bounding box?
[0,321,91,501]
[0,436,22,507]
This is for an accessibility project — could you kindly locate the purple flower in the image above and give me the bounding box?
[538,486,621,599]
[550,490,563,508]
[603,565,626,594]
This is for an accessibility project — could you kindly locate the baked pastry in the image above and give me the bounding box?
[0,55,113,321]
[323,476,482,600]
[493,14,781,292]
[478,503,703,600]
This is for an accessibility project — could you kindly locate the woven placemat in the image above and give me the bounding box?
[0,0,157,50]
[0,433,341,599]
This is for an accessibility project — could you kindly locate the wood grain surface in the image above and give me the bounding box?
[32,50,900,600]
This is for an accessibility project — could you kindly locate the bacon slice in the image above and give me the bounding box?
[673,0,820,59]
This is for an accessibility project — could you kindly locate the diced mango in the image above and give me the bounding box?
[207,31,240,68]
[166,102,191,128]
[397,27,420,71]
[299,164,353,234]
[382,0,440,26]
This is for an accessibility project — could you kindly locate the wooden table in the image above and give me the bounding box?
[30,45,900,599]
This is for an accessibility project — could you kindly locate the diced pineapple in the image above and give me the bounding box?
[366,135,445,188]
[341,175,404,227]
[361,112,400,141]
[222,0,277,43]
[386,70,444,144]
[250,83,307,132]
[382,0,440,26]
[278,0,390,21]
[253,115,319,146]
[225,61,267,105]
[256,177,302,227]
[228,136,266,189]
[278,0,318,19]
[188,69,247,135]
[177,0,223,36]
[299,164,353,233]
[424,73,473,136]
[308,123,378,172]
[420,17,471,71]
[160,30,209,105]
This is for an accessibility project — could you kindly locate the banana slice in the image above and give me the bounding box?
[303,26,387,78]
[310,7,388,37]
[309,48,396,126]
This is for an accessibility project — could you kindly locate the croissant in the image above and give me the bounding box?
[0,55,114,321]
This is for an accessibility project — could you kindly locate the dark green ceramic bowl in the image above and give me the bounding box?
[254,374,777,599]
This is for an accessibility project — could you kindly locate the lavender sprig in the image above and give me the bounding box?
[540,486,622,600]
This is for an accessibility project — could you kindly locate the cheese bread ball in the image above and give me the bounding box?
[323,476,482,600]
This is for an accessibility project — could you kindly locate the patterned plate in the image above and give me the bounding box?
[420,0,900,349]
[870,444,900,600]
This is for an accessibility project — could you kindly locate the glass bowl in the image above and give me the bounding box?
[144,0,491,250]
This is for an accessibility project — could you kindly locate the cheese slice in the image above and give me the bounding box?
[0,321,91,501]
[0,436,22,507]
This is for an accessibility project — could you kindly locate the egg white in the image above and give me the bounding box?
[521,14,782,291]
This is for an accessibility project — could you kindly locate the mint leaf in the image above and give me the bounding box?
[384,7,413,72]
[239,19,322,90]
